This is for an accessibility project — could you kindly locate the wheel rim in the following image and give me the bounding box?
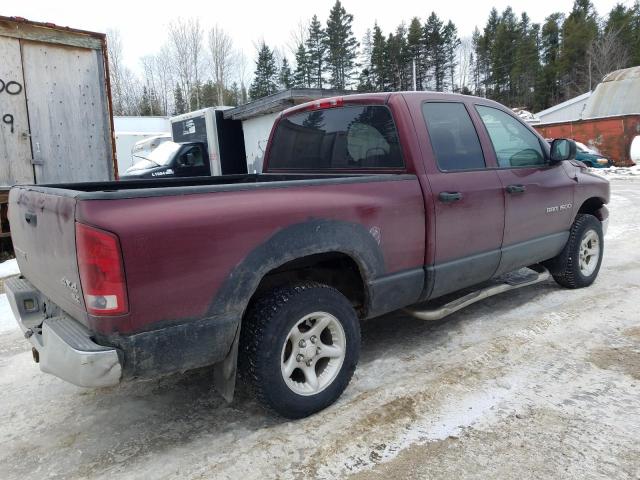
[280,311,346,396]
[579,229,600,276]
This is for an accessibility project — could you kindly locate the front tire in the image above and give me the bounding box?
[546,214,604,288]
[239,282,360,419]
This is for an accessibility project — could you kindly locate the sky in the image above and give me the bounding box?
[6,0,633,75]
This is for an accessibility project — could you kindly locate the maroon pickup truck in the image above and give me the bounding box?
[7,92,609,418]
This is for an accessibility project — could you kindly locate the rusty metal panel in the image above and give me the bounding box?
[535,115,640,166]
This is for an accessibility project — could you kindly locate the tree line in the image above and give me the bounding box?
[108,19,251,117]
[110,0,640,117]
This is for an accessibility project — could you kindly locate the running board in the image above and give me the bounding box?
[405,265,550,321]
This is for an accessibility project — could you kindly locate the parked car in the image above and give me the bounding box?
[7,92,610,419]
[546,139,611,168]
[574,141,612,168]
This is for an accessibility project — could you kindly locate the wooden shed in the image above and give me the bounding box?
[0,16,116,236]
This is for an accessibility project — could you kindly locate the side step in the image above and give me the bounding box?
[405,264,550,321]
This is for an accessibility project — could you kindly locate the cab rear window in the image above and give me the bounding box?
[268,105,404,170]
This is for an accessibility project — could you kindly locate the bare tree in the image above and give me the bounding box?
[456,37,473,92]
[208,25,235,105]
[106,29,126,115]
[287,18,310,56]
[155,46,175,115]
[167,18,204,110]
[588,28,630,88]
[235,50,250,104]
[140,52,174,115]
[106,29,142,115]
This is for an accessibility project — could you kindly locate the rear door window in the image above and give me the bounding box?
[422,102,486,171]
[476,106,545,168]
[268,105,404,170]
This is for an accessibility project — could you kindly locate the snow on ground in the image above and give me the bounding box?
[0,178,639,480]
[0,258,19,279]
[590,164,640,179]
[0,294,16,334]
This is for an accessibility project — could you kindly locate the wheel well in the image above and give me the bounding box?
[578,197,605,218]
[250,252,368,317]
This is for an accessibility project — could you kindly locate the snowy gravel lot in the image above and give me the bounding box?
[0,177,639,480]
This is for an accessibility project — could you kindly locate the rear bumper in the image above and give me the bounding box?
[5,276,122,388]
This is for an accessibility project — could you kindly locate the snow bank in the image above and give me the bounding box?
[0,258,19,279]
[0,294,17,333]
[590,165,640,178]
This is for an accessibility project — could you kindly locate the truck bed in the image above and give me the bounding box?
[21,173,402,199]
[9,170,425,381]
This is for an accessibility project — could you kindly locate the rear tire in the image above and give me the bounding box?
[239,282,360,419]
[546,214,604,289]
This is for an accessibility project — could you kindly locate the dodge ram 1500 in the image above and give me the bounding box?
[7,92,609,418]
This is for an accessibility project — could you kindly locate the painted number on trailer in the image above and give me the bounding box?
[0,79,24,134]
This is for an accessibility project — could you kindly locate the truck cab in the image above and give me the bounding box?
[120,141,211,179]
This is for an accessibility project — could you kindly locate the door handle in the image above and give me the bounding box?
[506,184,526,194]
[438,191,462,203]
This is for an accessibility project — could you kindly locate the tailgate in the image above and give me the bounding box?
[8,187,87,324]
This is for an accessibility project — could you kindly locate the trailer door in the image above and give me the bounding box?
[21,41,113,183]
[0,36,35,186]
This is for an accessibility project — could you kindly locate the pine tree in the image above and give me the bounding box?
[370,23,387,91]
[240,82,248,104]
[139,86,152,115]
[228,82,241,106]
[539,13,564,108]
[200,80,217,107]
[442,21,460,91]
[605,4,636,64]
[384,27,407,91]
[406,17,424,90]
[511,13,541,108]
[560,0,599,96]
[249,42,279,100]
[471,27,484,95]
[357,29,374,91]
[492,7,518,103]
[279,57,294,89]
[478,8,500,96]
[325,0,359,89]
[306,15,327,88]
[293,43,312,88]
[173,84,186,115]
[424,12,446,91]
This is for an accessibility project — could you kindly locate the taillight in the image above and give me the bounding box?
[75,222,128,316]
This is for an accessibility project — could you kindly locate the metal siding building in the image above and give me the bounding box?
[534,66,640,166]
[582,66,640,119]
[534,91,592,124]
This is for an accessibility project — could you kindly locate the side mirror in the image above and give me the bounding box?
[550,138,576,163]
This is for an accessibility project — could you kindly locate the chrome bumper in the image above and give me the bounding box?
[5,276,122,388]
